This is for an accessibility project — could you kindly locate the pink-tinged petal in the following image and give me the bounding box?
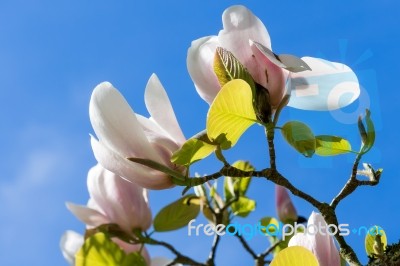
[288,57,360,110]
[87,164,152,232]
[145,74,185,145]
[308,212,341,266]
[288,232,314,251]
[187,36,221,104]
[89,82,162,162]
[60,230,84,265]
[218,6,272,89]
[91,136,173,190]
[250,40,286,107]
[66,202,109,227]
[275,185,298,223]
[137,115,181,155]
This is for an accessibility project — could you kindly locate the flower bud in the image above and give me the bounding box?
[275,185,298,223]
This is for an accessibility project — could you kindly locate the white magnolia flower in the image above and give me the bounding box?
[289,212,340,266]
[67,164,152,232]
[90,74,186,189]
[187,5,360,111]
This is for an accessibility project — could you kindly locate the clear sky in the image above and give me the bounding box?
[0,0,399,265]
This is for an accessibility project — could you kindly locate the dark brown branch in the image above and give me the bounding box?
[266,126,277,170]
[330,154,362,209]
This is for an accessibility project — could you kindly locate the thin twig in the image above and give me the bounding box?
[259,241,281,259]
[330,153,362,209]
[235,234,258,260]
[144,236,206,266]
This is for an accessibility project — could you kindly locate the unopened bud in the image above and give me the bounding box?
[254,83,272,124]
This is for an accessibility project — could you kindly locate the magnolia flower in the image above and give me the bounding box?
[60,231,150,265]
[275,185,297,223]
[187,5,359,111]
[67,164,152,233]
[288,212,340,266]
[90,73,186,189]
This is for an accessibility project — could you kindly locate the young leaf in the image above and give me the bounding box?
[259,216,280,236]
[214,47,255,90]
[153,194,200,232]
[171,138,216,166]
[364,109,375,152]
[270,246,319,266]
[281,121,316,157]
[365,225,387,257]
[315,135,353,156]
[75,233,146,266]
[207,79,257,149]
[224,160,254,202]
[359,109,375,154]
[231,196,256,217]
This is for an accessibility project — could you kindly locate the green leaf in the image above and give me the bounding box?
[315,135,353,156]
[171,138,216,166]
[153,194,200,232]
[231,196,256,217]
[214,47,255,90]
[260,217,280,236]
[75,233,146,266]
[365,225,387,257]
[359,109,375,154]
[281,121,316,157]
[270,246,319,266]
[207,79,257,149]
[224,161,254,202]
[364,109,375,153]
[127,157,187,186]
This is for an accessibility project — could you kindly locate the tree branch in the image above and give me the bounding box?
[144,235,206,266]
[235,234,258,260]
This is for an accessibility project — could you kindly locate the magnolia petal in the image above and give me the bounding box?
[60,230,84,265]
[89,82,162,162]
[275,185,297,223]
[66,202,109,227]
[91,136,173,190]
[288,232,314,251]
[87,164,152,232]
[249,40,286,107]
[187,36,221,104]
[137,115,181,156]
[308,212,341,266]
[218,6,272,89]
[288,57,360,110]
[145,74,185,145]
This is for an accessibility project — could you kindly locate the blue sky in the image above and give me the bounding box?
[0,0,399,265]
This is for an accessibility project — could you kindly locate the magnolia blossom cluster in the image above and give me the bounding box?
[61,4,360,266]
[61,75,186,264]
